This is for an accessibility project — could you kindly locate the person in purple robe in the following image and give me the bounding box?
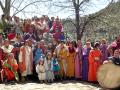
[100,39,109,63]
[82,42,92,81]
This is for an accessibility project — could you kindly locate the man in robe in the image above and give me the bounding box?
[19,40,33,81]
[55,40,68,79]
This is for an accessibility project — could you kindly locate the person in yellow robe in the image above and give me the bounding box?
[55,41,68,79]
[66,42,75,79]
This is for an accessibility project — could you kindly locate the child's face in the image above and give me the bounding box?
[40,61,43,65]
[48,54,52,59]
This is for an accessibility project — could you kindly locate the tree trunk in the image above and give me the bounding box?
[75,6,81,40]
[4,0,11,16]
[0,0,11,16]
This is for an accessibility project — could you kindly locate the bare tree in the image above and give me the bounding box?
[0,0,51,17]
[0,0,11,16]
[49,0,114,40]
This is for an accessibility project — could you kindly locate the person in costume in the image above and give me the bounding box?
[34,42,44,65]
[55,40,68,79]
[105,49,120,66]
[44,52,54,82]
[82,42,92,81]
[36,58,46,83]
[1,53,18,82]
[74,40,82,79]
[100,39,109,63]
[66,42,75,79]
[88,42,102,82]
[51,17,63,41]
[51,53,60,80]
[19,40,33,81]
[1,39,14,61]
[108,35,120,56]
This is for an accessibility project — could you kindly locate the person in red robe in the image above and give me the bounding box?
[88,42,102,82]
[1,39,14,61]
[51,17,63,41]
[1,53,18,82]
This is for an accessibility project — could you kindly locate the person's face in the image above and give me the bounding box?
[48,43,52,48]
[4,41,9,47]
[37,43,40,48]
[9,54,14,59]
[60,42,64,48]
[51,17,54,21]
[101,40,106,44]
[114,50,120,58]
[86,43,90,48]
[39,61,44,65]
[25,41,29,46]
[69,43,73,48]
[48,54,52,59]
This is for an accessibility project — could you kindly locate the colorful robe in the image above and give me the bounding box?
[100,44,108,63]
[19,45,33,76]
[56,45,68,77]
[1,45,14,60]
[52,21,63,41]
[88,49,102,82]
[1,59,18,82]
[44,58,54,81]
[36,64,46,80]
[75,47,82,79]
[34,48,43,65]
[82,47,91,81]
[66,47,75,78]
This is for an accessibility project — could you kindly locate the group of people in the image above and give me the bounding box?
[0,14,120,84]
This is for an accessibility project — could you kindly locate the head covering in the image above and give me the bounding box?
[7,33,16,41]
[94,42,100,48]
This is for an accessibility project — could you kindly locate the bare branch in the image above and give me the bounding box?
[13,0,51,16]
[13,0,25,14]
[11,0,16,5]
[0,0,5,13]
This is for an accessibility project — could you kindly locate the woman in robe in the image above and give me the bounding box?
[82,42,92,81]
[66,42,75,79]
[100,39,108,63]
[1,53,18,82]
[74,40,82,79]
[88,42,102,82]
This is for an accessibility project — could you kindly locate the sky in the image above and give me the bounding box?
[0,0,118,19]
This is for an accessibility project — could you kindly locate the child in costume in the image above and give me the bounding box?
[36,58,46,83]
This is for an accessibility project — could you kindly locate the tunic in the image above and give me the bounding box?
[66,47,75,78]
[36,64,46,80]
[44,59,54,80]
[56,45,68,77]
[82,47,91,81]
[19,46,33,76]
[100,44,108,63]
[88,49,102,82]
[75,47,82,79]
